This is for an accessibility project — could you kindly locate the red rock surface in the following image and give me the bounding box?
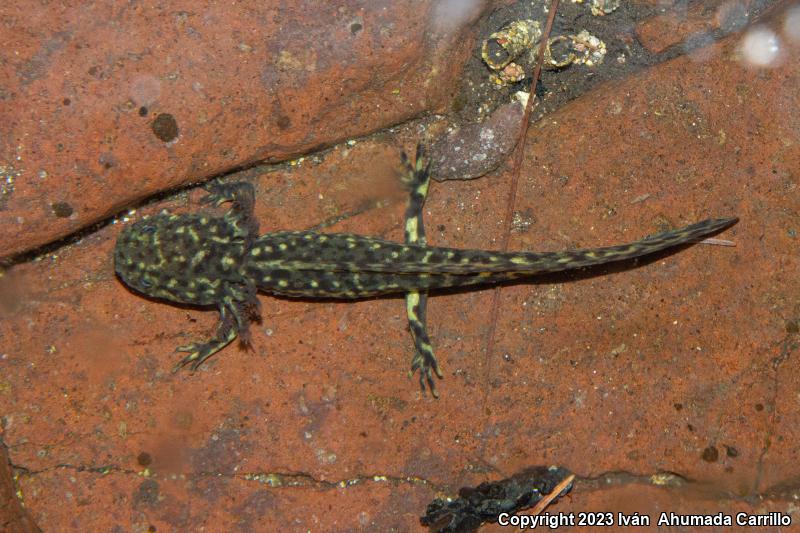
[2,1,800,531]
[636,0,768,54]
[0,0,487,260]
[0,443,39,532]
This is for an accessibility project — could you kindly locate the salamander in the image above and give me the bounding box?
[114,146,737,396]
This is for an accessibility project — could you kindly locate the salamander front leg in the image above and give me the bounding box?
[202,181,260,243]
[401,145,444,397]
[173,304,239,371]
[173,282,260,372]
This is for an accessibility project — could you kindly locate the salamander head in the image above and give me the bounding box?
[114,213,238,306]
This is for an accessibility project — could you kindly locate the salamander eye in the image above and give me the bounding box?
[141,225,157,234]
[140,278,153,289]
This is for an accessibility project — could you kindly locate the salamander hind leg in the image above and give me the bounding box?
[400,144,432,219]
[407,292,443,397]
[401,145,444,397]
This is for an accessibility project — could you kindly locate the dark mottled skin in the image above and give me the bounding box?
[115,147,737,394]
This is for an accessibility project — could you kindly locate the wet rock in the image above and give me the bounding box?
[430,99,525,181]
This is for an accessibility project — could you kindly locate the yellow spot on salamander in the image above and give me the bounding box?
[310,280,319,288]
[371,243,381,250]
[406,293,420,319]
[278,280,288,287]
[279,243,287,251]
[510,256,528,265]
[222,256,236,267]
[251,248,261,256]
[191,250,207,267]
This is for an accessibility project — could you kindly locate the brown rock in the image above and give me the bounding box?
[3,2,799,530]
[430,99,525,181]
[0,442,41,532]
[0,0,489,259]
[635,0,774,54]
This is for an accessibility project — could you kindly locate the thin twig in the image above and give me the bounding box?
[530,474,576,515]
[481,0,561,401]
[698,237,736,246]
[511,1,561,177]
